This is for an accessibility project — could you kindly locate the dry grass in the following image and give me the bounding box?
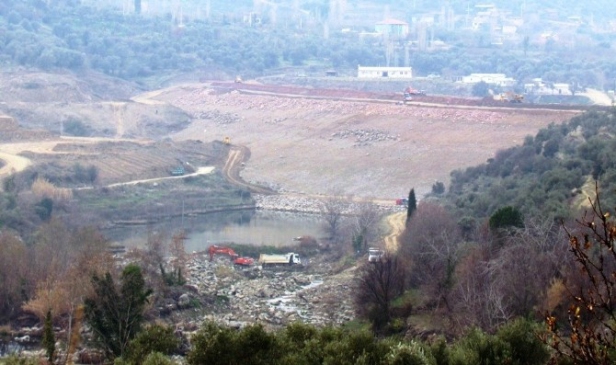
[0,324,11,335]
[31,177,73,202]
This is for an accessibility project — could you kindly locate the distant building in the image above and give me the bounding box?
[357,66,413,79]
[460,73,515,87]
[375,18,409,37]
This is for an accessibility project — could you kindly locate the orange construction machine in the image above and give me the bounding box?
[207,245,254,266]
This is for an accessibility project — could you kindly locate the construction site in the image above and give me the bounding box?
[0,71,584,203]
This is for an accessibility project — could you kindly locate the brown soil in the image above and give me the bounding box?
[155,83,580,199]
[0,73,583,201]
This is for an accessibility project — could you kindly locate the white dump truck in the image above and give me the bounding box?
[258,253,301,267]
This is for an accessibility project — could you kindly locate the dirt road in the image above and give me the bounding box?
[580,88,614,106]
[222,145,276,195]
[383,212,406,252]
[0,151,31,177]
[103,166,215,188]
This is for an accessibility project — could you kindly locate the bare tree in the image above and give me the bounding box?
[354,252,406,333]
[351,201,383,252]
[545,188,616,365]
[318,192,349,243]
[0,232,33,322]
[449,217,571,333]
[399,202,462,311]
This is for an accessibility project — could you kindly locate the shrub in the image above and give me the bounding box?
[63,117,92,137]
[124,325,179,365]
[187,322,239,365]
[495,318,549,365]
[142,352,174,365]
[488,206,523,230]
[0,355,40,365]
[35,197,54,221]
[31,177,73,202]
[431,181,445,195]
[385,341,436,365]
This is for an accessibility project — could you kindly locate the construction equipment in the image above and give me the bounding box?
[258,253,301,267]
[208,245,254,266]
[234,257,255,266]
[495,91,524,103]
[170,166,185,176]
[395,198,408,206]
[208,245,238,261]
[404,86,426,96]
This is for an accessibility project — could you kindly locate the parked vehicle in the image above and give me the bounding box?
[258,253,301,267]
[368,248,384,262]
[170,166,185,176]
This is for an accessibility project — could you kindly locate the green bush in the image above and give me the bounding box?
[495,318,549,365]
[124,325,179,365]
[35,197,53,221]
[448,321,549,365]
[489,206,523,230]
[385,341,436,365]
[0,356,40,365]
[63,117,92,137]
[187,322,240,365]
[142,352,174,365]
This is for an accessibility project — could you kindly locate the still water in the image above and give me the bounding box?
[103,209,324,252]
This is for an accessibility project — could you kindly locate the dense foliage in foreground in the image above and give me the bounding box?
[1,319,549,365]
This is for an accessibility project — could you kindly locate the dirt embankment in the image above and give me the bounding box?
[159,83,579,199]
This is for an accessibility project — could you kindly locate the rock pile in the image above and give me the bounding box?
[193,110,242,125]
[253,194,402,214]
[173,88,516,124]
[331,128,399,146]
[179,252,356,329]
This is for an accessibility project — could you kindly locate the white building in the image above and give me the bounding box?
[460,73,515,87]
[357,66,413,79]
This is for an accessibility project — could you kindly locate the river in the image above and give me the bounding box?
[103,209,325,252]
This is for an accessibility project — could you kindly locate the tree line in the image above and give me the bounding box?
[1,0,616,89]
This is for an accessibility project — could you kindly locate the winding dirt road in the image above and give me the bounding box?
[222,145,276,195]
[383,212,406,252]
[0,151,31,177]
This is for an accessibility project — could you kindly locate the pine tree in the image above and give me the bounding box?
[406,188,417,224]
[42,309,55,363]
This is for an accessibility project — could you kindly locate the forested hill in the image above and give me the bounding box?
[442,109,616,222]
[1,1,616,87]
[0,1,384,80]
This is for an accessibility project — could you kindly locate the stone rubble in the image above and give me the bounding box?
[181,252,356,330]
[173,88,512,124]
[331,128,399,147]
[253,194,404,215]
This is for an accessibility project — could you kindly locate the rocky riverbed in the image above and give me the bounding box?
[173,252,357,332]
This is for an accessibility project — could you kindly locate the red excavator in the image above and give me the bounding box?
[403,86,426,96]
[208,245,254,266]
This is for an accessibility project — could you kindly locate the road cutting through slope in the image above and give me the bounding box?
[383,212,406,252]
[0,151,31,178]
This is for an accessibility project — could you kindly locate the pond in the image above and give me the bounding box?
[103,209,325,253]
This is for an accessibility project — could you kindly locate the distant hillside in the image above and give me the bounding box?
[441,109,616,222]
[1,0,615,89]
